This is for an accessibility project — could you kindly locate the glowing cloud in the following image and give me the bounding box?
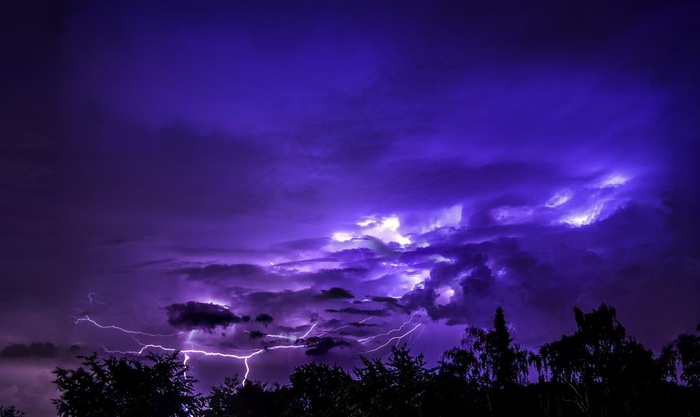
[545,189,573,208]
[561,200,608,227]
[491,205,535,225]
[598,173,629,188]
[363,214,412,246]
[434,286,455,306]
[418,205,463,233]
[331,214,412,247]
[332,232,354,242]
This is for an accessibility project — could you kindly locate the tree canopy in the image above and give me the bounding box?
[52,351,203,417]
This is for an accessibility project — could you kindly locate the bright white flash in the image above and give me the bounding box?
[332,232,354,242]
[200,299,230,308]
[356,216,377,227]
[381,216,400,230]
[599,173,629,188]
[434,286,455,306]
[545,189,573,208]
[561,200,606,227]
[400,269,430,293]
[417,205,462,233]
[333,214,411,246]
[371,215,411,245]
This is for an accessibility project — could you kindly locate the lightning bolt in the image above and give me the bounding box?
[78,315,315,385]
[363,323,423,353]
[72,300,428,387]
[183,353,190,377]
[72,315,186,337]
[357,312,421,344]
[103,337,309,385]
[102,342,269,384]
[261,321,318,341]
[316,317,372,337]
[85,292,106,305]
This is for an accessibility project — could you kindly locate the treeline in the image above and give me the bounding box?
[7,303,699,417]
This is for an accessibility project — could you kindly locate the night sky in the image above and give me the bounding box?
[2,1,700,415]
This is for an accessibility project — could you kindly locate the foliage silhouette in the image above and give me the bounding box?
[674,330,700,387]
[52,351,203,417]
[205,375,287,417]
[287,362,355,417]
[50,305,700,417]
[538,304,680,417]
[352,344,431,417]
[0,405,24,417]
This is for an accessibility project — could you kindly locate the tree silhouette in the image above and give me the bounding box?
[52,351,203,417]
[438,306,532,416]
[286,362,355,417]
[353,344,430,417]
[674,328,700,387]
[538,304,664,417]
[205,375,285,417]
[441,307,530,391]
[0,406,24,417]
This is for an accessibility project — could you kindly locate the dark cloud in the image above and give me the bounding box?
[99,237,134,247]
[175,263,266,281]
[348,321,378,328]
[304,268,370,284]
[316,287,355,300]
[304,337,351,356]
[334,248,378,262]
[369,296,400,304]
[254,313,273,326]
[248,330,265,339]
[360,297,409,313]
[269,237,332,252]
[244,289,315,313]
[460,264,495,296]
[325,307,389,317]
[398,237,558,324]
[165,301,241,331]
[131,258,176,268]
[1,342,58,359]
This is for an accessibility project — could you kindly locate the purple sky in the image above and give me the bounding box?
[2,1,700,415]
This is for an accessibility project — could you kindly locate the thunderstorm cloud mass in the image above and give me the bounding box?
[1,1,699,415]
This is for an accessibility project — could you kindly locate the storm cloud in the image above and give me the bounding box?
[2,1,699,415]
[166,302,242,331]
[0,342,59,359]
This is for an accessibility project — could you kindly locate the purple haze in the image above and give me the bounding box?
[1,1,699,415]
